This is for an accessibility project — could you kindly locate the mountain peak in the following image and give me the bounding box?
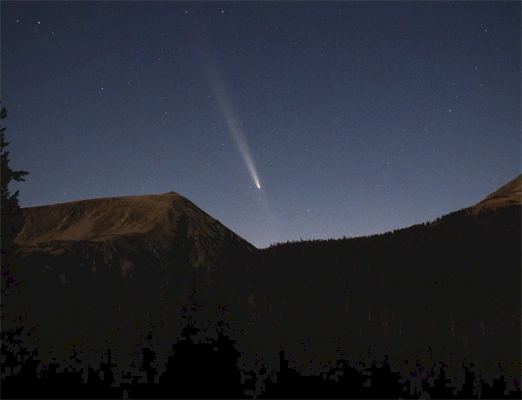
[15,192,256,263]
[472,174,521,214]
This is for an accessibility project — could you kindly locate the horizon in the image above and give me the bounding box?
[16,171,521,249]
[3,2,520,248]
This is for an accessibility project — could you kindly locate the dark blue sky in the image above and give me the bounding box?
[2,2,520,248]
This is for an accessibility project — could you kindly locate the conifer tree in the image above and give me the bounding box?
[1,102,29,324]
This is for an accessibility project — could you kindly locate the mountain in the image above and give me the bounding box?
[12,189,255,303]
[3,191,257,398]
[470,173,521,214]
[10,191,255,343]
[2,179,521,399]
[223,175,521,398]
[16,190,255,260]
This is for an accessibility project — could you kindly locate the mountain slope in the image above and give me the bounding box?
[224,175,521,397]
[16,191,255,259]
[3,178,520,398]
[4,191,256,391]
[470,173,521,214]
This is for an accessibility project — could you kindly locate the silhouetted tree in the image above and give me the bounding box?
[1,103,29,329]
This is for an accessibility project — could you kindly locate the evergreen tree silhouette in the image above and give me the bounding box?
[1,102,29,326]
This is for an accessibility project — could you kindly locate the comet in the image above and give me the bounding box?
[203,61,262,191]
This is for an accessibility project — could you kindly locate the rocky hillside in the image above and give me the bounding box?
[16,191,255,261]
[470,173,521,214]
[4,191,256,388]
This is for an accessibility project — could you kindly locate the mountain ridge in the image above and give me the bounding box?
[4,177,520,398]
[16,173,521,249]
[16,190,254,247]
[470,173,521,214]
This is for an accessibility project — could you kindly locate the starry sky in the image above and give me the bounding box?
[2,2,520,248]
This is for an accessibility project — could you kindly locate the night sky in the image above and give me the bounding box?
[2,2,520,248]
